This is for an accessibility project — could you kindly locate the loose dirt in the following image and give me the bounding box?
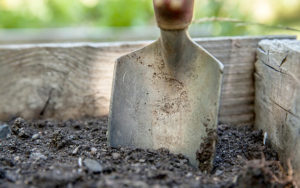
[0,117,295,187]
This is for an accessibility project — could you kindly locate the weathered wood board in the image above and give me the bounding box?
[255,39,300,184]
[0,36,296,126]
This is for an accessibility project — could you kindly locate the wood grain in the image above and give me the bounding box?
[0,36,296,126]
[254,39,300,185]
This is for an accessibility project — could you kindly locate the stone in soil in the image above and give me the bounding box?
[83,158,103,173]
[30,152,47,161]
[31,133,40,140]
[11,117,32,138]
[112,152,121,160]
[0,123,10,139]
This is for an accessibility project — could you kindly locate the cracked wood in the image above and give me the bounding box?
[255,39,300,186]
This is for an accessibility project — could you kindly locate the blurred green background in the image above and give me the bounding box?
[0,0,299,41]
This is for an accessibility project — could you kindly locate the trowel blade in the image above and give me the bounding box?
[108,39,223,170]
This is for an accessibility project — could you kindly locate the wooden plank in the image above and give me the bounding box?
[255,39,300,185]
[200,36,295,125]
[219,113,254,126]
[221,88,255,99]
[221,96,254,107]
[220,105,254,116]
[0,36,296,127]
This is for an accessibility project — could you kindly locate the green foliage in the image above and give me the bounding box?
[0,0,153,28]
[193,0,251,36]
[98,0,153,27]
[0,0,299,36]
[0,2,41,28]
[45,0,84,26]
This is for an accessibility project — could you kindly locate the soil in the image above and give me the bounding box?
[0,117,296,188]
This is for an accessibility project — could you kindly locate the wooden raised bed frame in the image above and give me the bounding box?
[0,35,298,184]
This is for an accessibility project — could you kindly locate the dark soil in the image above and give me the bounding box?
[0,117,295,188]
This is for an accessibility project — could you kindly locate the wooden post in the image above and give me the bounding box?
[255,39,300,185]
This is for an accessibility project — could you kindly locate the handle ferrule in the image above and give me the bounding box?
[153,0,194,30]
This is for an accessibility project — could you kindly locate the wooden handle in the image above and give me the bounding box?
[153,0,194,30]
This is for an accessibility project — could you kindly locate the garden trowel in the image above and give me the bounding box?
[108,0,223,170]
